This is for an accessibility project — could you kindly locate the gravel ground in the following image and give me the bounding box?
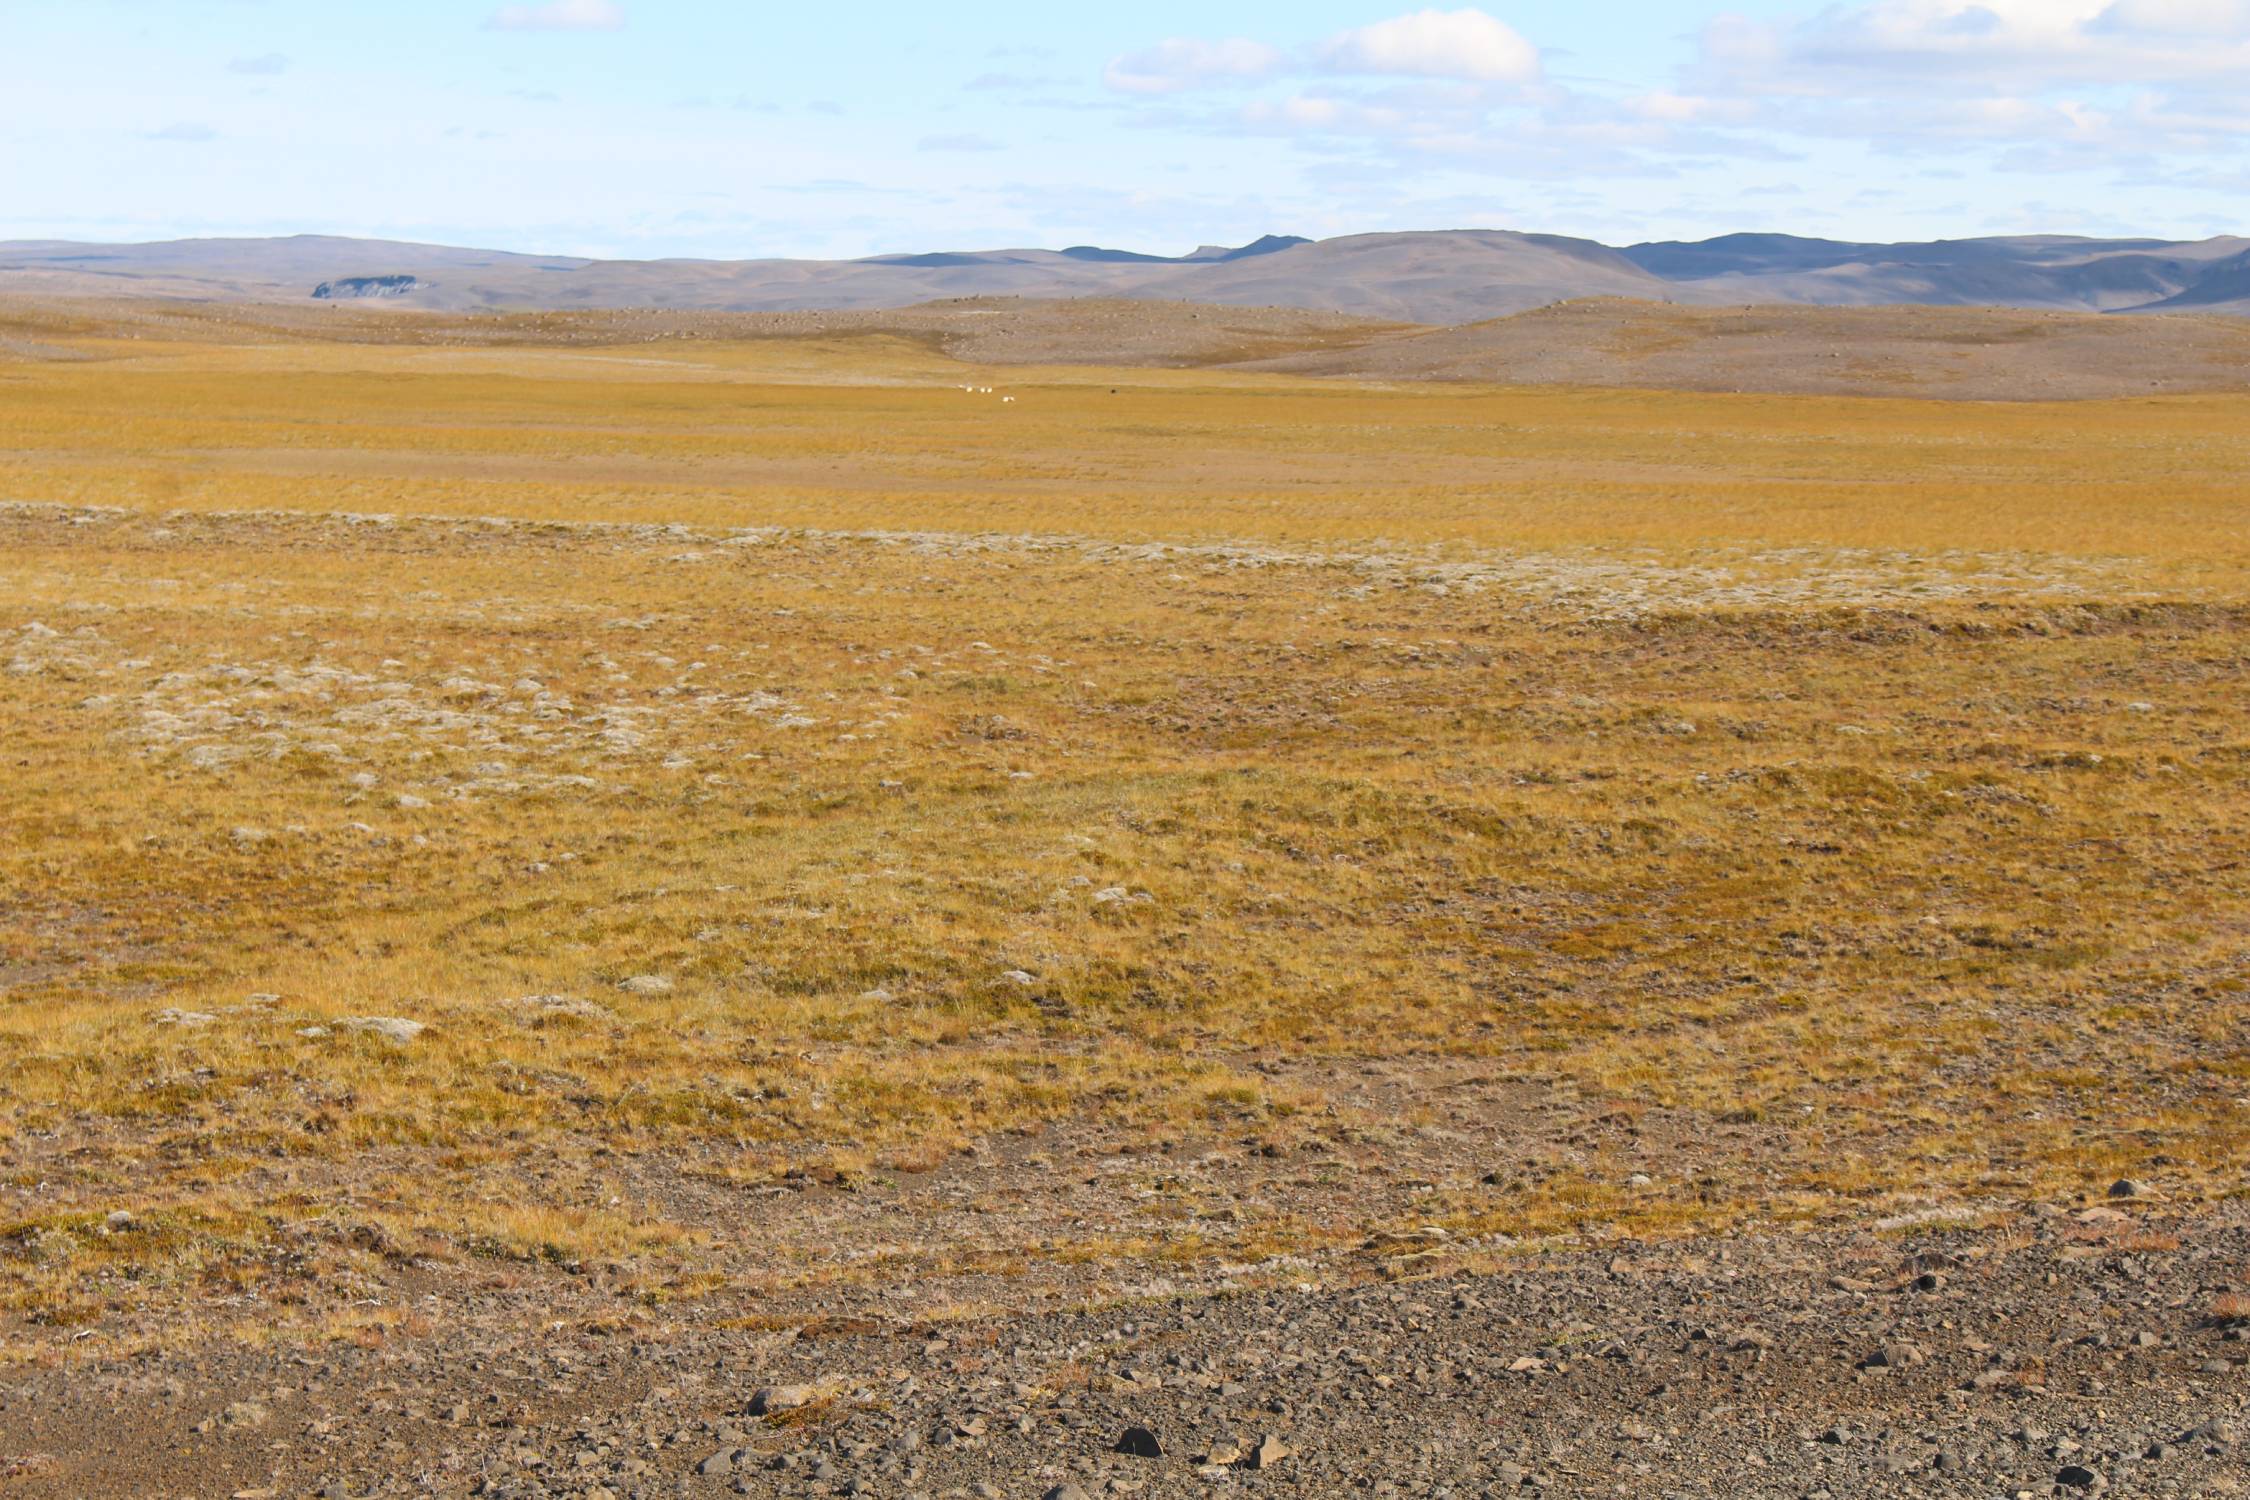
[7,1195,2243,1498]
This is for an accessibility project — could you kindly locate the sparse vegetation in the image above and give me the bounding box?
[1,301,2246,1371]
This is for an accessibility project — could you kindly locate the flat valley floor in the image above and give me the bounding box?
[0,301,2246,1497]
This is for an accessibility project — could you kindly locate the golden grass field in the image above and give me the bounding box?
[2,301,2246,1360]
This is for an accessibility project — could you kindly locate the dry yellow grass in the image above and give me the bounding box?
[2,305,2247,1351]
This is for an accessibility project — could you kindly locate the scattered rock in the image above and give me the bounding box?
[2056,1463,2104,1490]
[336,1016,426,1043]
[1864,1341,1926,1369]
[503,993,614,1023]
[618,974,674,995]
[152,1008,218,1027]
[1114,1425,1163,1458]
[2108,1179,2156,1200]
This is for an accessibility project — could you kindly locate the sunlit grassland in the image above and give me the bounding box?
[5,329,2250,581]
[0,315,2246,1348]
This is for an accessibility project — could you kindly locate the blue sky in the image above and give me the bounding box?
[3,1,2246,256]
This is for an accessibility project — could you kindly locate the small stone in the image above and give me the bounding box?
[2108,1179,2155,1199]
[221,1400,271,1430]
[1114,1426,1163,1458]
[1043,1486,1090,1500]
[153,1008,218,1027]
[1864,1342,1925,1369]
[337,1016,426,1043]
[1246,1435,1292,1469]
[2056,1464,2103,1490]
[696,1450,733,1476]
[618,974,674,995]
[1912,1271,1946,1293]
[749,1384,825,1416]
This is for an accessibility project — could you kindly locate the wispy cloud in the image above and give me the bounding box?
[1683,0,2250,159]
[919,132,1005,153]
[966,72,1062,93]
[1697,1,2250,91]
[146,122,217,142]
[1104,38,1282,95]
[1105,10,1541,94]
[227,53,290,76]
[487,0,624,32]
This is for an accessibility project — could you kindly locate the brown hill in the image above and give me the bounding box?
[20,227,2250,323]
[1233,298,2250,400]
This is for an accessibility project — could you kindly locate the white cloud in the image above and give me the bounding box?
[1103,38,1281,94]
[1676,0,2250,164]
[1628,91,1751,124]
[1320,9,1542,83]
[227,53,290,76]
[1704,0,2250,88]
[2094,0,2250,33]
[487,0,624,32]
[1103,11,1541,96]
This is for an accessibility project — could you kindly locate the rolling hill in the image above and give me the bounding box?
[2,227,2247,322]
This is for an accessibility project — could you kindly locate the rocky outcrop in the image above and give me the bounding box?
[311,274,423,300]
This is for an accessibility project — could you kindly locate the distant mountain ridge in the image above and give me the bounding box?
[3,228,2246,322]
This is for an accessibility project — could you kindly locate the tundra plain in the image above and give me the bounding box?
[0,299,2247,1497]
